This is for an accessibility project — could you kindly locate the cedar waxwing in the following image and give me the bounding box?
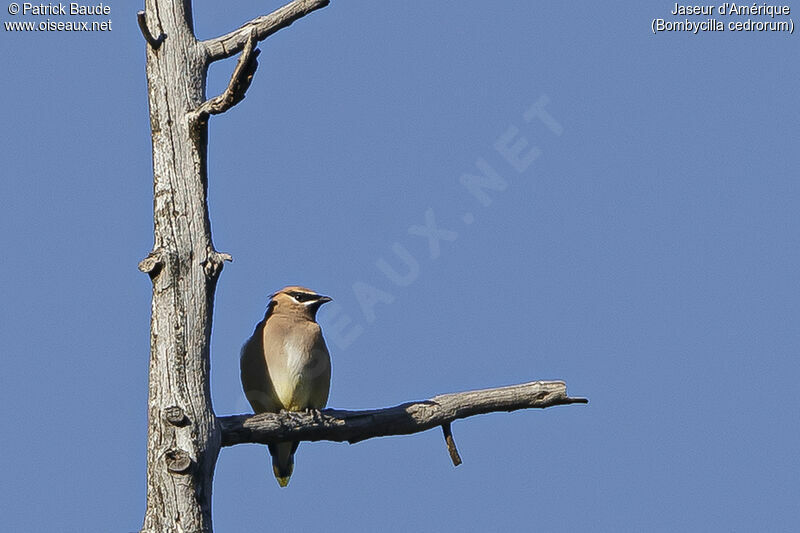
[240,286,332,487]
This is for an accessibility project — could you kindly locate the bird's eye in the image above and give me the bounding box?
[291,292,313,302]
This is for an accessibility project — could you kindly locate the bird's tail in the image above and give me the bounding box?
[268,441,299,488]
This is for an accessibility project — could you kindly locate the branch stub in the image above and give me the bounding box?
[164,406,188,427]
[138,250,164,278]
[202,248,233,279]
[164,449,193,474]
[136,11,166,49]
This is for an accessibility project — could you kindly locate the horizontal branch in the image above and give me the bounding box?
[203,0,330,62]
[219,380,587,448]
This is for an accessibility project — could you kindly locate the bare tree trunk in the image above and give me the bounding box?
[138,1,222,531]
[136,2,586,531]
[137,2,329,530]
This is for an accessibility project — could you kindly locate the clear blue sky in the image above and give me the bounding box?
[2,1,798,531]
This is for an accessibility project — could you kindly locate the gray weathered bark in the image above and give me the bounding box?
[138,1,220,531]
[219,380,587,448]
[137,2,586,532]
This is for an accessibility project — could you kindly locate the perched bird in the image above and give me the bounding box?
[240,286,332,487]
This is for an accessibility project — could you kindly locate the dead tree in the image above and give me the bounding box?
[136,1,587,531]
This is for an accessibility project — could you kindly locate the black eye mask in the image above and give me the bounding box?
[289,292,316,303]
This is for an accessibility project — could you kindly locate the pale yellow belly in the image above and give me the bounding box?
[270,341,329,411]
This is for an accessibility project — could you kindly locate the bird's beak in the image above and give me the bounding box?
[317,295,333,304]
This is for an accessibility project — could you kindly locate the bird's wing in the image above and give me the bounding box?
[240,319,282,413]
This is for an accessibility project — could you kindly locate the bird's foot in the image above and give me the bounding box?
[305,407,323,423]
[278,409,303,423]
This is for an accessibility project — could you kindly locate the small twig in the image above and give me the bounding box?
[193,31,260,119]
[203,0,330,62]
[441,423,462,466]
[137,11,166,49]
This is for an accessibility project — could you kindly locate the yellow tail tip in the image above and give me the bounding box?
[273,464,293,487]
